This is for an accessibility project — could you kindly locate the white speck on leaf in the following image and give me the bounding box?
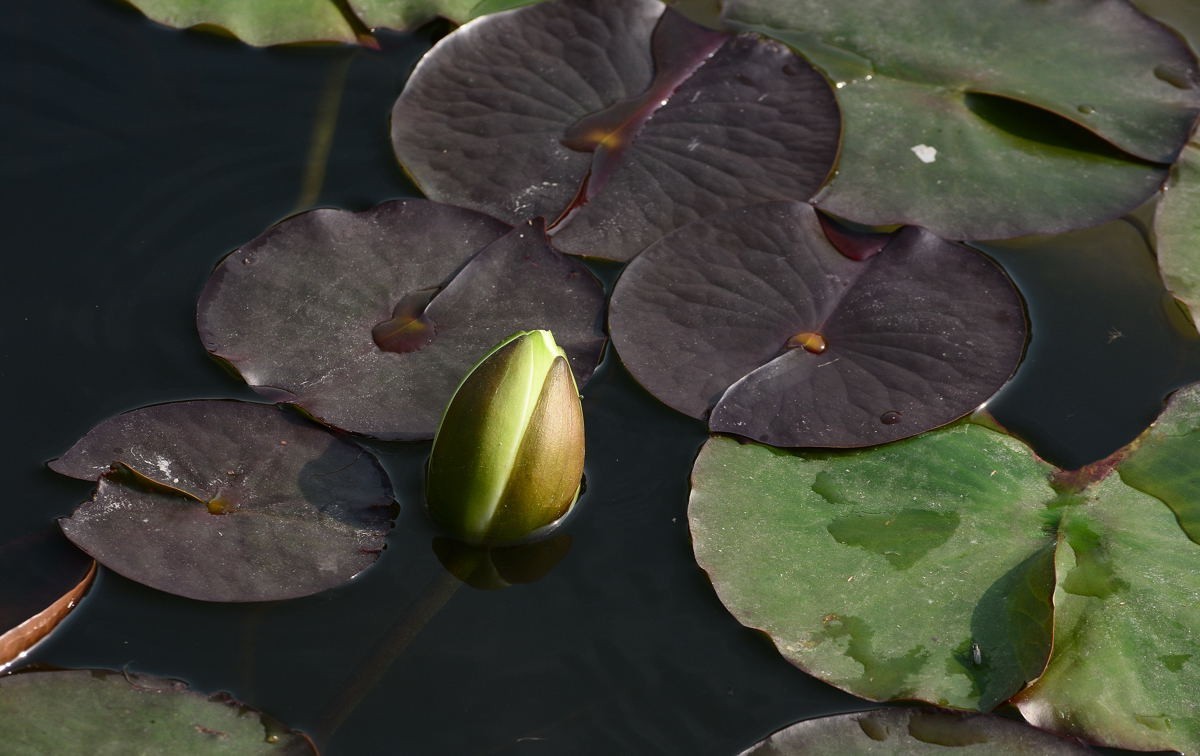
[911,144,938,163]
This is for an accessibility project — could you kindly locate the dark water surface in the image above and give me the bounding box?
[3,1,1197,754]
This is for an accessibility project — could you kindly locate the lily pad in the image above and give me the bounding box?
[0,531,95,673]
[350,0,543,29]
[1014,474,1200,753]
[1118,383,1200,543]
[692,379,1200,746]
[121,0,550,47]
[0,669,313,754]
[609,202,1026,447]
[49,400,394,602]
[689,423,1058,709]
[1134,0,1200,54]
[740,707,1092,754]
[1154,142,1200,330]
[122,0,362,47]
[720,0,1200,239]
[390,0,840,262]
[196,200,605,439]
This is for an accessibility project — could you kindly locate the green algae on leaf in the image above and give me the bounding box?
[391,0,840,262]
[721,0,1200,239]
[610,202,1026,447]
[1015,475,1200,754]
[196,200,605,440]
[0,670,314,754]
[50,400,394,603]
[688,424,1058,709]
[739,707,1092,754]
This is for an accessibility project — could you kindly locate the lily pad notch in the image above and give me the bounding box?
[50,400,396,602]
[609,201,1028,448]
[391,0,841,262]
[197,200,606,440]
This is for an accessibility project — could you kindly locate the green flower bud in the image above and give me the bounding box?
[426,330,585,544]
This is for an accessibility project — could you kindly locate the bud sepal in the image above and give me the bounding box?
[426,330,585,545]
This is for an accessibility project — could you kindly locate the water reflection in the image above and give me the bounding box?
[432,534,573,590]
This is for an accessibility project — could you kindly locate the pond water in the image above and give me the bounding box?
[4,1,1198,753]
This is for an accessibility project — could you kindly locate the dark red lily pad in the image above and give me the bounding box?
[609,202,1027,447]
[390,0,840,262]
[49,400,394,602]
[197,200,605,439]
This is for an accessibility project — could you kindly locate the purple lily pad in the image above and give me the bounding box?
[390,0,840,262]
[196,199,606,439]
[609,202,1027,447]
[49,400,394,603]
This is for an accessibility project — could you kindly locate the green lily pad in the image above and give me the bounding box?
[349,0,543,29]
[740,707,1092,754]
[1014,474,1200,753]
[122,0,361,47]
[692,379,1200,747]
[721,0,1200,238]
[689,424,1058,709]
[50,400,395,602]
[0,670,313,754]
[1134,0,1200,53]
[1153,142,1200,330]
[122,0,550,46]
[1118,383,1200,543]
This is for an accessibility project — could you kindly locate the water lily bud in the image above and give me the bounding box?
[426,330,585,544]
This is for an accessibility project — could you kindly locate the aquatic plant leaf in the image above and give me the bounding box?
[739,707,1092,754]
[1015,474,1200,754]
[0,531,95,673]
[609,202,1026,447]
[390,0,840,262]
[1134,0,1200,54]
[689,425,1058,709]
[196,200,605,440]
[49,400,394,603]
[0,670,313,754]
[1118,383,1200,544]
[1153,143,1200,330]
[722,0,1200,239]
[122,0,550,46]
[350,0,545,29]
[123,0,360,47]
